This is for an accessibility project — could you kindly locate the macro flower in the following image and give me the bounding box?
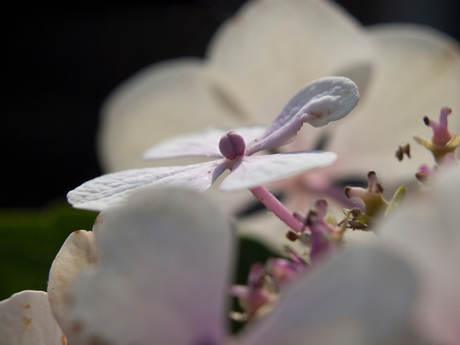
[0,186,419,345]
[67,77,358,212]
[3,163,460,344]
[97,0,460,187]
[93,0,460,251]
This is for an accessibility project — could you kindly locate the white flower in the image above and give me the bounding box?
[0,187,415,344]
[94,0,460,251]
[98,0,460,186]
[2,165,460,344]
[68,77,358,212]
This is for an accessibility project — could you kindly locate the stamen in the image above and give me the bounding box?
[395,144,411,161]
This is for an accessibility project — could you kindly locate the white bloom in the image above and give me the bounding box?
[94,0,460,251]
[98,0,460,185]
[2,166,460,344]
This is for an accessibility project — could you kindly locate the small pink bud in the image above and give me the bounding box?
[424,107,453,146]
[415,164,436,182]
[218,131,246,159]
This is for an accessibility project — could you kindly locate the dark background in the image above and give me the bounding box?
[4,0,460,208]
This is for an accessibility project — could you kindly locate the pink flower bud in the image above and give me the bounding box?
[218,131,246,159]
[424,107,452,146]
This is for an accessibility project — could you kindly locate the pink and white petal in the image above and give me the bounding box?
[207,0,372,124]
[239,245,417,345]
[143,125,267,160]
[97,58,250,172]
[66,187,234,345]
[245,77,359,155]
[0,290,66,345]
[220,151,336,191]
[67,159,230,211]
[47,230,99,345]
[378,166,460,345]
[326,25,460,184]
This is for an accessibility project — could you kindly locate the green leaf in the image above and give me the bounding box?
[0,199,98,300]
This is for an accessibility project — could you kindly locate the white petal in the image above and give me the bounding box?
[0,291,66,345]
[143,125,267,160]
[221,151,336,191]
[97,58,250,172]
[241,245,417,345]
[378,166,460,344]
[245,77,359,155]
[47,230,99,345]
[66,187,234,345]
[207,0,372,124]
[67,160,230,211]
[326,24,460,184]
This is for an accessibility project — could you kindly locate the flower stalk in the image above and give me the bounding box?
[249,186,304,233]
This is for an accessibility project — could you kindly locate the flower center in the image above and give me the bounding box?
[219,131,246,159]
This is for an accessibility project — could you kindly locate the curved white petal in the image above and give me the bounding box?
[246,77,359,155]
[66,187,234,345]
[143,125,267,160]
[47,230,99,345]
[67,160,230,211]
[221,151,337,191]
[378,166,460,344]
[240,245,417,345]
[97,58,250,172]
[326,24,460,184]
[0,291,66,345]
[207,0,372,124]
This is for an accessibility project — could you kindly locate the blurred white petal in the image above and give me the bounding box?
[240,245,417,345]
[98,58,250,172]
[143,125,267,160]
[327,25,460,183]
[221,151,337,191]
[67,187,234,345]
[378,166,460,344]
[47,230,99,344]
[67,160,230,211]
[0,291,66,345]
[207,0,372,123]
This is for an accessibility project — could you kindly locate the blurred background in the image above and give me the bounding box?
[3,0,460,208]
[1,0,460,299]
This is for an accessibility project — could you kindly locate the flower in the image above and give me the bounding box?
[376,165,460,344]
[414,107,460,164]
[97,0,373,172]
[0,187,417,344]
[67,77,358,212]
[94,0,460,251]
[98,0,460,188]
[0,290,66,344]
[3,164,460,344]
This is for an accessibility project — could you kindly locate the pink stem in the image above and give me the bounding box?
[249,186,304,233]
